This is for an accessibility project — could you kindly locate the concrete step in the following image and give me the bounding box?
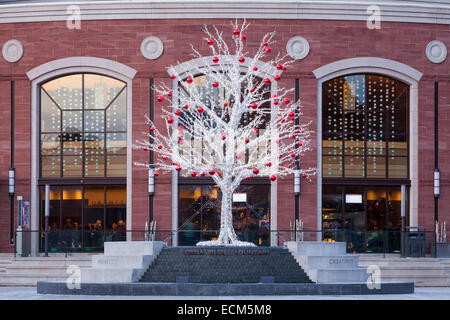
[0,274,69,286]
[298,255,359,269]
[5,265,90,275]
[92,255,153,269]
[104,241,165,256]
[309,268,369,283]
[287,242,347,256]
[381,274,450,287]
[10,258,92,267]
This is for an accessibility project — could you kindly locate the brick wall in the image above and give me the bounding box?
[0,19,448,251]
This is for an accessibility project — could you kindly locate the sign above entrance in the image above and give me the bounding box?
[345,194,363,204]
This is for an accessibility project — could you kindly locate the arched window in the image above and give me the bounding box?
[38,73,127,252]
[177,74,271,246]
[322,74,408,179]
[321,73,409,253]
[40,73,127,178]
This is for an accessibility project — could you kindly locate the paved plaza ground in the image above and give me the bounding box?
[0,286,449,300]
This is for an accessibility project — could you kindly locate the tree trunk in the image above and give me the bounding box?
[196,188,256,247]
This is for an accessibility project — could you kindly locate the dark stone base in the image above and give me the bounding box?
[37,281,414,296]
[436,243,450,258]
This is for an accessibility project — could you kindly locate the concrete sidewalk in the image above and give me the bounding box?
[0,286,449,300]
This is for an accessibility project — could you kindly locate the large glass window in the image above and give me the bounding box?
[40,73,127,178]
[322,74,408,179]
[178,184,270,246]
[177,75,271,174]
[39,185,126,252]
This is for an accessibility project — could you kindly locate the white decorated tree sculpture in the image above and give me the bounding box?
[134,21,315,246]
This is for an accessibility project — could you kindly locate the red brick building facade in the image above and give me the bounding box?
[0,1,449,254]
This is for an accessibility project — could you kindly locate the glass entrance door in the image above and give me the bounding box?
[178,184,270,246]
[322,185,406,253]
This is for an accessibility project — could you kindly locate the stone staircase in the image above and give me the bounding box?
[140,246,312,283]
[358,255,450,287]
[286,242,369,283]
[0,255,92,286]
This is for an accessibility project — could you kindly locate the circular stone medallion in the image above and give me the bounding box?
[140,36,164,60]
[426,40,447,64]
[286,36,310,60]
[2,39,24,63]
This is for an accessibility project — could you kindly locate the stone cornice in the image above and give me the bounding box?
[0,0,449,25]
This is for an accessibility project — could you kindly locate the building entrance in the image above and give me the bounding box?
[178,184,270,246]
[322,185,407,253]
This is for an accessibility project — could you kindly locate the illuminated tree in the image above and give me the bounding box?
[134,20,314,246]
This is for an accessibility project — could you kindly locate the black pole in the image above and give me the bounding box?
[149,78,154,222]
[10,79,15,245]
[294,79,300,222]
[434,81,439,225]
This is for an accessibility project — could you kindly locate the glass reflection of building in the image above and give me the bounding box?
[321,74,409,253]
[39,73,127,252]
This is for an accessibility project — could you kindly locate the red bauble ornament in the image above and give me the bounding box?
[154,171,159,177]
[251,103,257,110]
[200,172,206,177]
[233,29,240,36]
[264,78,271,85]
[265,47,271,53]
[288,111,295,118]
[150,127,155,132]
[184,104,189,110]
[157,95,164,102]
[162,154,168,160]
[241,34,247,41]
[209,169,215,175]
[301,173,307,178]
[239,56,245,63]
[143,147,148,151]
[171,74,176,79]
[253,128,259,135]
[245,137,250,143]
[274,75,281,81]
[250,88,255,93]
[284,98,290,105]
[223,102,228,107]
[212,57,219,63]
[253,66,258,71]
[274,100,279,105]
[236,153,242,159]
[197,107,204,113]
[253,168,259,175]
[186,77,193,84]
[176,166,182,172]
[245,176,252,181]
[263,41,269,46]
[207,39,214,45]
[174,109,181,116]
[178,125,184,131]
[221,134,226,140]
[298,141,303,146]
[191,171,197,177]
[291,134,296,139]
[276,64,283,70]
[270,175,277,181]
[168,91,173,97]
[167,117,174,124]
[290,152,295,158]
[217,172,222,177]
[282,66,287,71]
[212,81,219,87]
[266,162,272,167]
